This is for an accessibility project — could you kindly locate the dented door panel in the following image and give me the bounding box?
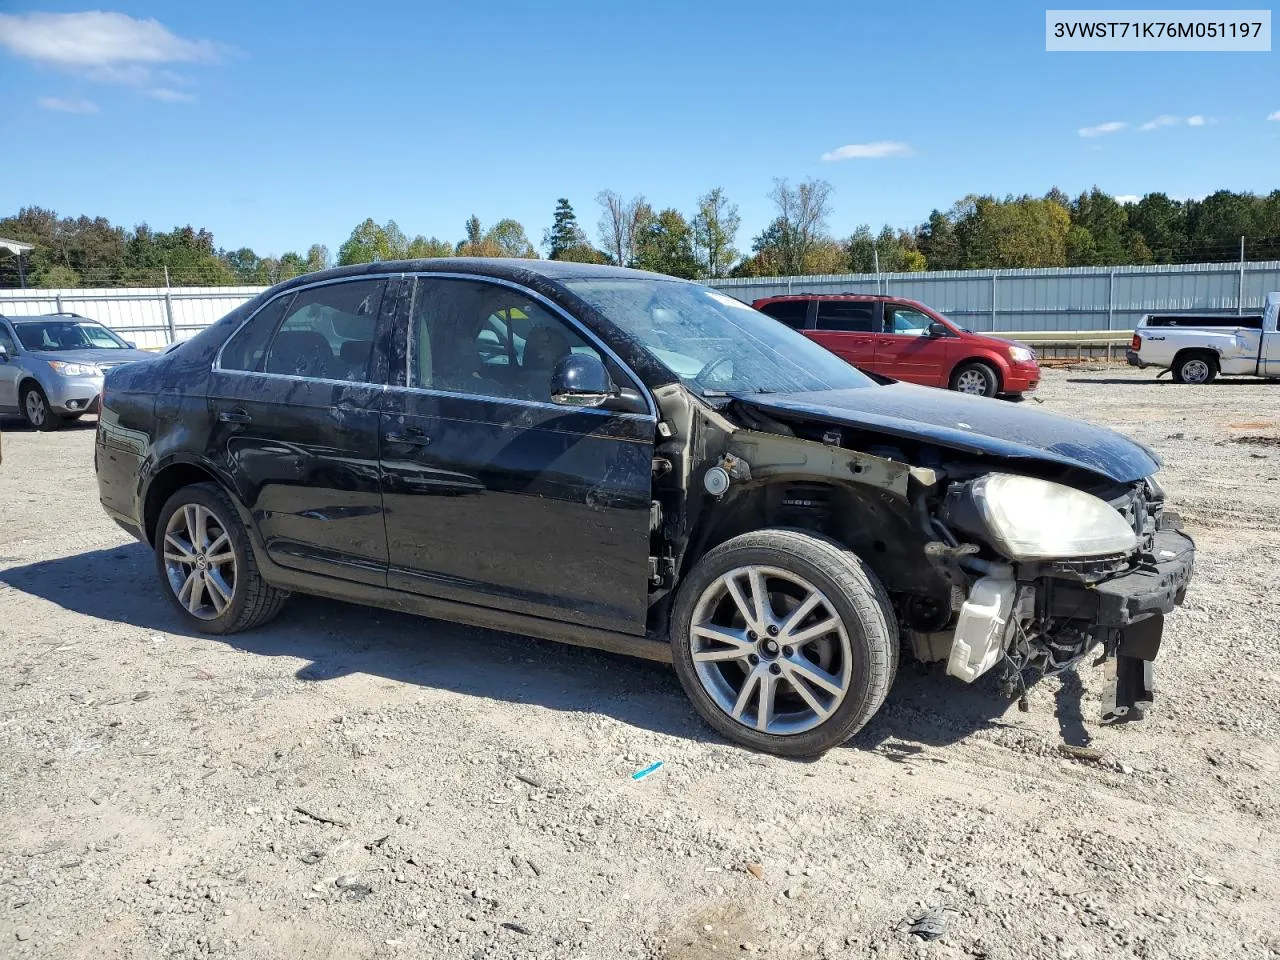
[379,388,656,632]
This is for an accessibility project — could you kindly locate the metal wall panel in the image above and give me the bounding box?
[2,261,1278,345]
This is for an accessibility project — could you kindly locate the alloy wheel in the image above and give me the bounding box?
[954,370,988,394]
[162,503,238,620]
[688,565,853,735]
[24,389,47,427]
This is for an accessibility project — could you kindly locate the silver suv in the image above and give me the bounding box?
[0,313,154,430]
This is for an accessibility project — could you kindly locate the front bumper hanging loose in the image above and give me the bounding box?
[1091,528,1195,722]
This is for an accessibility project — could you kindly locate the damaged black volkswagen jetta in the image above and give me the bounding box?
[95,260,1194,756]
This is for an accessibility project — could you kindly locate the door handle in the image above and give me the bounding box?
[218,408,252,424]
[384,427,431,446]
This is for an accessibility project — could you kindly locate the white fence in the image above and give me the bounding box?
[0,286,263,349]
[4,259,1279,349]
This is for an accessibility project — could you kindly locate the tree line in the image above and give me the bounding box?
[3,183,1278,289]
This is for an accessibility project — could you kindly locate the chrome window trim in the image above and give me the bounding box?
[208,270,658,422]
[400,271,658,421]
[211,273,401,375]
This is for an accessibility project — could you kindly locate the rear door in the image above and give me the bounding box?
[207,277,396,586]
[378,275,656,633]
[875,303,949,386]
[809,300,878,370]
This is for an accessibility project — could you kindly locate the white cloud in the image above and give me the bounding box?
[1186,115,1207,126]
[1270,111,1280,121]
[1078,121,1127,138]
[37,95,98,114]
[1141,114,1180,131]
[0,12,223,105]
[0,11,221,65]
[1114,194,1140,204]
[147,87,195,103]
[820,141,914,161]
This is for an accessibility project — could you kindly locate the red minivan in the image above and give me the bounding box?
[752,295,1040,398]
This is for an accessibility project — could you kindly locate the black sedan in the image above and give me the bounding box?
[95,260,1193,756]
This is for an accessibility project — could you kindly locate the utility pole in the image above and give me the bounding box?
[873,247,881,294]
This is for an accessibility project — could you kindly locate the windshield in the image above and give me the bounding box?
[15,319,129,351]
[563,278,875,396]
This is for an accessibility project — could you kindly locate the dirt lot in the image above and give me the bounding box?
[1,366,1278,960]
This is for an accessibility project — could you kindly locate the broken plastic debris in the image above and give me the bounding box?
[900,907,954,941]
[631,761,663,781]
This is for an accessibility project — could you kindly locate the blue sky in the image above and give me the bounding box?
[2,1,1278,257]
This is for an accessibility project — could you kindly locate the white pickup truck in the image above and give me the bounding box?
[1127,291,1280,384]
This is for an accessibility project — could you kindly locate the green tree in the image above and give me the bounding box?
[916,210,960,270]
[1070,188,1130,264]
[633,208,699,278]
[337,218,409,265]
[1127,193,1187,263]
[844,226,877,272]
[692,187,741,278]
[485,218,537,258]
[406,236,454,258]
[305,244,330,273]
[545,199,588,259]
[1065,225,1098,266]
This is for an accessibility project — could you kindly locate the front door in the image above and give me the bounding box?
[875,304,949,386]
[207,277,396,585]
[379,275,656,633]
[0,321,20,411]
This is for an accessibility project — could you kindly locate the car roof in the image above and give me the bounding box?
[272,257,673,293]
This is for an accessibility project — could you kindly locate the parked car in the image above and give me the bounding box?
[1127,292,1280,383]
[96,260,1192,756]
[0,313,154,430]
[752,294,1040,398]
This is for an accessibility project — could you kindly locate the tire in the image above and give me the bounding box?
[1172,352,1217,385]
[154,482,289,635]
[21,382,58,431]
[950,361,999,397]
[670,528,898,757]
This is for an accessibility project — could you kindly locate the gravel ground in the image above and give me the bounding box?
[1,366,1278,960]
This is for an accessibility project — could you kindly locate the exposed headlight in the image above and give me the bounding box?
[47,360,101,377]
[963,473,1137,560]
[1008,346,1035,364]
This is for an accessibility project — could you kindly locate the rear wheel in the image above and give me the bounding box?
[1172,352,1217,385]
[950,361,999,397]
[154,482,289,634]
[21,383,57,431]
[670,529,897,757]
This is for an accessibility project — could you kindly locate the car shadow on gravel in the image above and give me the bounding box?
[1,544,1068,754]
[1065,377,1275,386]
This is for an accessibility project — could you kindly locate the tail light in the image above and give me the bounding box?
[1130,334,1142,351]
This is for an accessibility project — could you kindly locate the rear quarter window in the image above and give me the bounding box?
[758,301,809,330]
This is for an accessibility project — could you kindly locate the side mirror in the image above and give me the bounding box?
[550,354,617,408]
[927,322,949,337]
[125,340,137,349]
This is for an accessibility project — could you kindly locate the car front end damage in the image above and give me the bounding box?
[661,388,1196,726]
[925,473,1194,721]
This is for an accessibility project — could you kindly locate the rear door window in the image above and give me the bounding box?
[262,280,386,382]
[220,295,293,372]
[815,302,875,332]
[758,300,809,330]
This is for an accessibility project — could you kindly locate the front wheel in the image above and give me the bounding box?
[670,529,898,757]
[21,383,57,431]
[950,361,999,397]
[154,482,289,634]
